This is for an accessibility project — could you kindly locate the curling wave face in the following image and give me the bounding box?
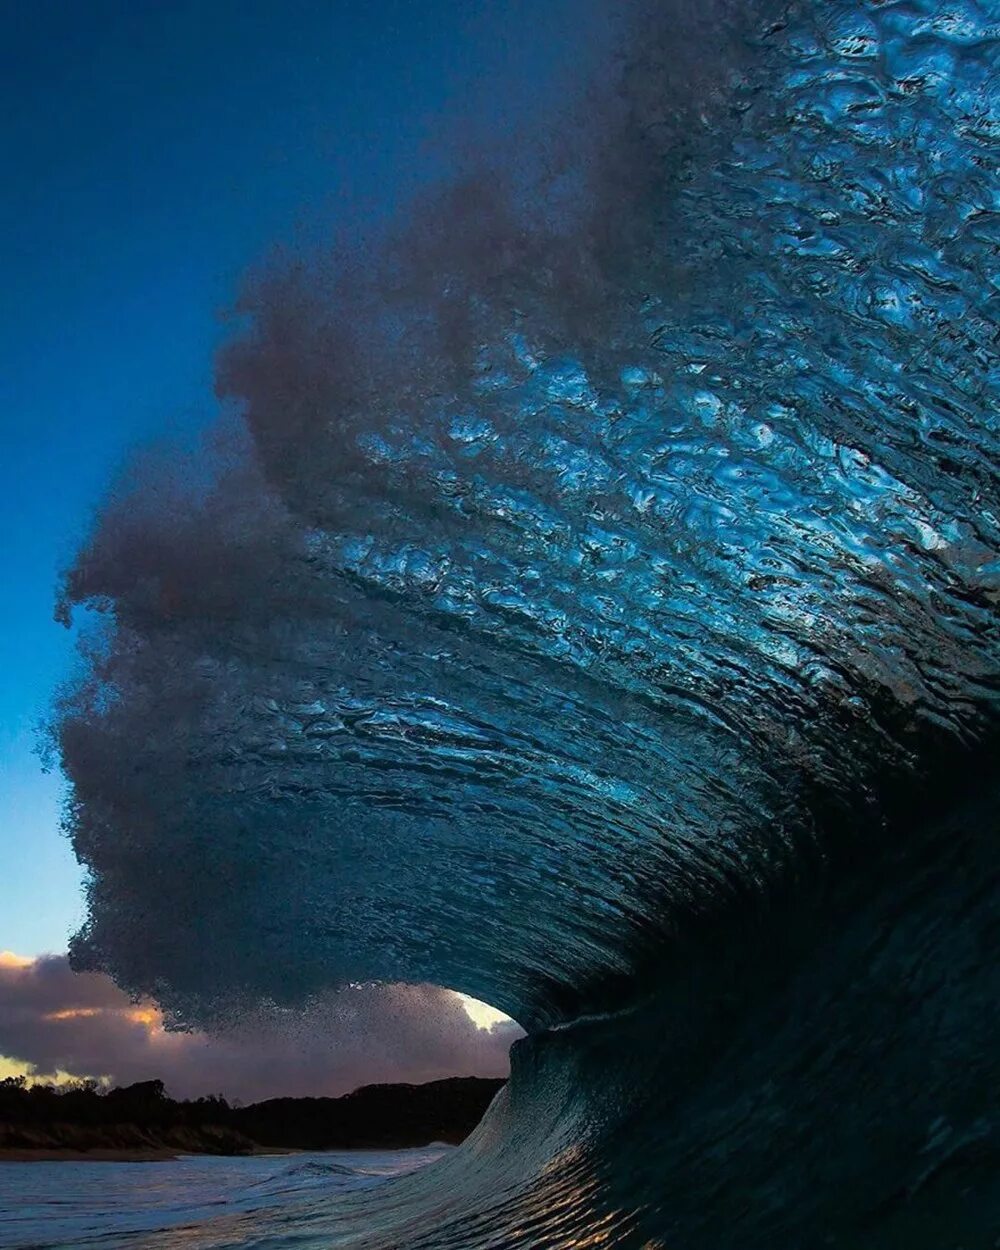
[56,0,999,1245]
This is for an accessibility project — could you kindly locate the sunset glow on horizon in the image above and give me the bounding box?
[0,953,519,1101]
[455,994,514,1032]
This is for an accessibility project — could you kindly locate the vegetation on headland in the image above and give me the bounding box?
[0,1074,505,1159]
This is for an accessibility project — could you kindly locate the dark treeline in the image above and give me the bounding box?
[0,1074,504,1155]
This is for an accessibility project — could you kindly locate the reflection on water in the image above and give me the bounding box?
[0,1148,446,1250]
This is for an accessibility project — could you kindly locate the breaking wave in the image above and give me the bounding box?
[54,0,999,1244]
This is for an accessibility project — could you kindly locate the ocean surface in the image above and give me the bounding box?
[50,0,1000,1245]
[0,1149,446,1249]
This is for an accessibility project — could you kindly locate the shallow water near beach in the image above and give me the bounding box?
[0,1148,446,1249]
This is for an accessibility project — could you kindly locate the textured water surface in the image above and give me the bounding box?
[0,1149,444,1249]
[53,0,1000,1245]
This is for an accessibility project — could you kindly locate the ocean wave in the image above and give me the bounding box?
[53,0,999,1244]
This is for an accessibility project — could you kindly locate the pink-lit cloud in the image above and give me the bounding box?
[0,954,521,1103]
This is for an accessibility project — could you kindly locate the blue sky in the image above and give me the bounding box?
[0,0,580,956]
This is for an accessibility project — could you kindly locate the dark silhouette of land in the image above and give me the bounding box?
[0,1074,504,1160]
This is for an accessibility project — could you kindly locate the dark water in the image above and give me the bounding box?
[53,0,999,1245]
[0,1149,445,1248]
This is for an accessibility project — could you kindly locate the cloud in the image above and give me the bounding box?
[0,955,521,1103]
[0,952,34,969]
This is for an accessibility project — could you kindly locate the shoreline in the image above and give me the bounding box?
[0,1075,502,1162]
